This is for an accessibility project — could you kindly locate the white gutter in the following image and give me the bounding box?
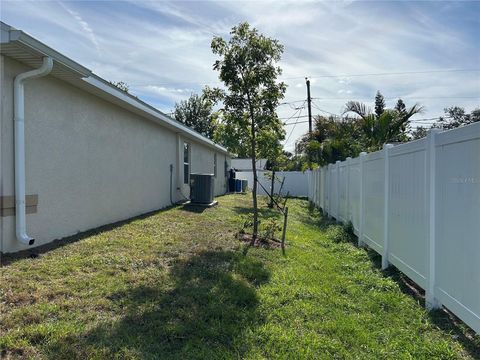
[14,57,53,245]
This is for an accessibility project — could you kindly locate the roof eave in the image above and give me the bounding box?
[6,29,91,77]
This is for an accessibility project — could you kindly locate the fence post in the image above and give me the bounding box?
[281,207,289,254]
[336,160,341,220]
[319,167,322,210]
[358,152,367,247]
[346,157,351,223]
[382,144,394,270]
[327,163,332,218]
[426,129,441,310]
[321,167,324,210]
[307,171,312,204]
[317,169,320,207]
[312,170,316,206]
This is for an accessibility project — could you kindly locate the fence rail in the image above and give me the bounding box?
[308,122,480,334]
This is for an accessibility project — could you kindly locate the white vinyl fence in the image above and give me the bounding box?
[236,170,309,197]
[308,122,480,334]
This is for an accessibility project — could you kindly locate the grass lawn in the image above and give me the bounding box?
[1,194,478,359]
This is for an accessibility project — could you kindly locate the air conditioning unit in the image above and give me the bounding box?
[190,173,215,204]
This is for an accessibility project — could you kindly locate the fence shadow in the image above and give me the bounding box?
[44,250,270,358]
[293,201,338,231]
[306,203,479,356]
[367,251,479,357]
[382,265,480,358]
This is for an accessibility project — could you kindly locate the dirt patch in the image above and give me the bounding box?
[236,233,284,249]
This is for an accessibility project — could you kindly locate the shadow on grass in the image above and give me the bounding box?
[231,206,279,219]
[293,202,338,232]
[364,241,479,356]
[382,264,479,357]
[47,250,270,359]
[179,204,209,213]
[0,204,181,267]
[361,244,479,356]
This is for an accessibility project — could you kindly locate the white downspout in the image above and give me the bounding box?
[14,57,53,245]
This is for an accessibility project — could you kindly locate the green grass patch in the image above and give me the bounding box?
[1,194,478,359]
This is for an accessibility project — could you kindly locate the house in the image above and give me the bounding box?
[0,22,230,254]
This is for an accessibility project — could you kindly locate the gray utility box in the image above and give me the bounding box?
[190,174,215,204]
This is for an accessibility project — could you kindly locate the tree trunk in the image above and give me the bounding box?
[247,94,258,246]
[250,127,258,245]
[269,168,275,208]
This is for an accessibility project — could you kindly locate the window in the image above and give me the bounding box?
[214,153,217,178]
[183,143,190,184]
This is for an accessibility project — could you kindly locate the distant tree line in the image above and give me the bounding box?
[287,92,479,170]
[173,93,218,139]
[174,88,479,172]
[288,91,421,169]
[410,106,480,140]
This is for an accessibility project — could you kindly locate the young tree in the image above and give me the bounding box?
[174,92,216,139]
[212,113,251,157]
[211,22,286,244]
[263,142,286,208]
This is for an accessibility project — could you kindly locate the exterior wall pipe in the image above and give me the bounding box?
[14,57,53,245]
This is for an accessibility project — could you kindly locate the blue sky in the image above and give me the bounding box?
[1,0,479,151]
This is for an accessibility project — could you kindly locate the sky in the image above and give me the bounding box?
[1,0,479,151]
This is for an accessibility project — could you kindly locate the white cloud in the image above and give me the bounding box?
[57,1,100,53]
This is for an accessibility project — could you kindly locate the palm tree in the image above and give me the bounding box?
[343,95,423,151]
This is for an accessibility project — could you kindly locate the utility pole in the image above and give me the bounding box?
[306,77,312,138]
[306,77,313,169]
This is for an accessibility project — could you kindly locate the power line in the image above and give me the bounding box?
[284,107,305,145]
[280,96,478,108]
[281,101,306,120]
[128,68,480,88]
[278,99,308,106]
[288,103,305,111]
[311,101,341,117]
[282,115,451,125]
[284,119,310,126]
[277,100,310,123]
[280,115,309,121]
[283,68,480,81]
[312,96,480,100]
[279,96,478,116]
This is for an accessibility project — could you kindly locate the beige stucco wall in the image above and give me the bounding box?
[0,56,229,253]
